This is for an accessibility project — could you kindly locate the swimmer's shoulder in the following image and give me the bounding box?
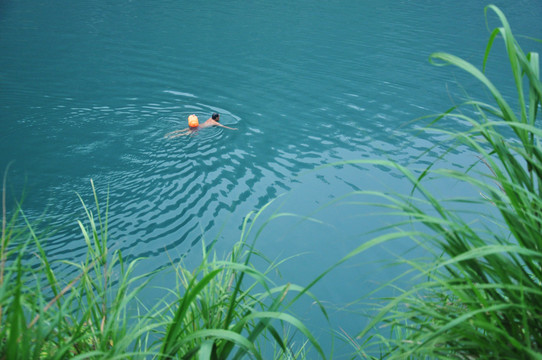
[200,118,215,128]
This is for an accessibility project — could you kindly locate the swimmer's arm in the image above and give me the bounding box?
[215,123,238,130]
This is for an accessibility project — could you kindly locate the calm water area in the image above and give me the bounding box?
[2,0,542,357]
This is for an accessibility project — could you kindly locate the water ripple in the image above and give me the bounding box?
[2,0,541,273]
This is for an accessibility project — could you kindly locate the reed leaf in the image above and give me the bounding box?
[341,5,542,359]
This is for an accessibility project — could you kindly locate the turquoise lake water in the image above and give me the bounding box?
[2,0,542,357]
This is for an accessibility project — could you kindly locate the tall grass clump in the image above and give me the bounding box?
[0,177,326,359]
[154,201,327,360]
[342,5,541,359]
[0,179,157,359]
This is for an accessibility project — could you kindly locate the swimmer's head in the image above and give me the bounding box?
[188,114,199,128]
[212,113,220,121]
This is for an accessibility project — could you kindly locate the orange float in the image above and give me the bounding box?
[188,114,199,128]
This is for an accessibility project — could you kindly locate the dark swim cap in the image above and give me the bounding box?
[212,113,219,120]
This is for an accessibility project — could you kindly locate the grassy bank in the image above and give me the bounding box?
[2,4,541,359]
[342,5,542,359]
[0,180,327,359]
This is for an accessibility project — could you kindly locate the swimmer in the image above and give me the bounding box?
[164,113,237,139]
